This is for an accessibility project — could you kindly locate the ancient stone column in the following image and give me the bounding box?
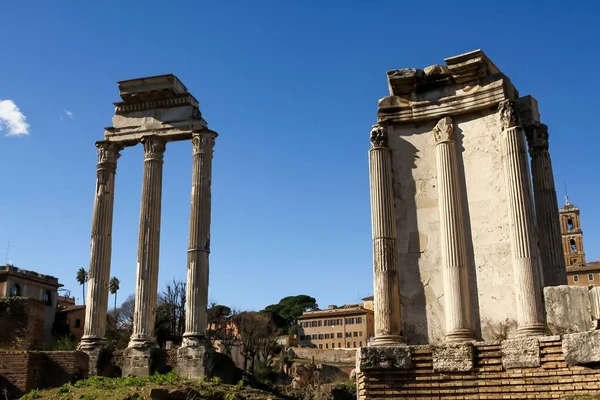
[369,124,403,346]
[432,116,474,342]
[182,132,216,347]
[498,100,546,338]
[79,141,122,351]
[526,123,567,287]
[129,136,166,348]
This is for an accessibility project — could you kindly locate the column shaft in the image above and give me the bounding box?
[79,142,122,350]
[129,137,166,348]
[527,124,567,286]
[182,132,216,347]
[433,117,474,342]
[499,100,546,337]
[369,125,403,346]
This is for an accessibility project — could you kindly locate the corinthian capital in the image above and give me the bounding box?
[526,123,549,155]
[370,124,388,148]
[96,141,122,167]
[498,100,519,130]
[191,132,216,155]
[433,116,454,144]
[141,136,166,161]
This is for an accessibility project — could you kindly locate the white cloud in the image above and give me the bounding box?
[65,110,73,119]
[0,100,29,136]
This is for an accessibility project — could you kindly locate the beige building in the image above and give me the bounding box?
[559,197,600,286]
[297,300,374,349]
[0,265,62,344]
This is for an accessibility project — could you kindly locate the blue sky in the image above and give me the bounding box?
[1,1,598,311]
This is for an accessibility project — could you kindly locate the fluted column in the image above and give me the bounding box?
[433,117,474,342]
[526,123,567,287]
[182,131,217,347]
[129,136,166,348]
[369,124,403,346]
[498,100,546,338]
[79,141,122,350]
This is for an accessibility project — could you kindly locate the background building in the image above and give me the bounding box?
[297,299,374,349]
[0,265,62,344]
[559,197,600,286]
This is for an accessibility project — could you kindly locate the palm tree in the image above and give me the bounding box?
[76,268,88,305]
[109,277,120,311]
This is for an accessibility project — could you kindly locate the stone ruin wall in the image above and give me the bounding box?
[391,109,515,344]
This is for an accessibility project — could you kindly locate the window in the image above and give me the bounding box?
[589,273,595,281]
[318,320,322,327]
[353,342,356,348]
[324,333,329,339]
[574,275,579,282]
[570,239,577,253]
[318,334,323,340]
[359,331,363,337]
[337,333,342,338]
[356,317,362,324]
[568,218,574,230]
[325,343,329,349]
[324,320,328,326]
[10,284,20,297]
[319,344,322,349]
[311,321,317,327]
[359,341,363,347]
[338,342,341,348]
[346,342,350,348]
[345,332,352,338]
[75,319,81,328]
[332,343,335,349]
[353,331,358,337]
[42,290,52,305]
[337,319,342,325]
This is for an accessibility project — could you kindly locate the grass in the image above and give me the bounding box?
[18,371,289,400]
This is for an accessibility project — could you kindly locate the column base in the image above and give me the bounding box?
[77,337,113,376]
[127,334,157,349]
[177,341,215,380]
[516,323,547,338]
[444,329,475,343]
[78,336,106,352]
[369,335,404,347]
[122,346,163,377]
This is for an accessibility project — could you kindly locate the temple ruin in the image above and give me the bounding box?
[78,74,216,378]
[357,49,600,399]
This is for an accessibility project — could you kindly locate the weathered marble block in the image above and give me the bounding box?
[355,346,412,372]
[432,342,474,372]
[501,338,540,369]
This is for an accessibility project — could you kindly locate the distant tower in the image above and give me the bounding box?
[559,195,586,267]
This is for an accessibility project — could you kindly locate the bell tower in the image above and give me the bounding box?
[559,195,586,267]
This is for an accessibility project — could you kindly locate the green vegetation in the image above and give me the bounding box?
[262,295,318,335]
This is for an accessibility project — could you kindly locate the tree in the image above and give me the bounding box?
[262,295,318,334]
[155,280,186,345]
[206,303,238,356]
[107,294,135,350]
[109,277,120,311]
[234,311,277,371]
[76,268,88,305]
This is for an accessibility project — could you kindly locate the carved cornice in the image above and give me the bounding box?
[191,132,216,155]
[498,100,519,131]
[96,141,122,170]
[114,94,200,115]
[141,136,166,162]
[370,125,388,148]
[433,116,454,144]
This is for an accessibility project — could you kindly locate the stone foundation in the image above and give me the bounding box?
[176,344,215,379]
[122,347,164,377]
[356,336,600,399]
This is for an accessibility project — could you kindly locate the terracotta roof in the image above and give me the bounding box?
[297,306,373,319]
[56,305,86,313]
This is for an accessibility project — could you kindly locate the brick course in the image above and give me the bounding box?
[0,351,88,398]
[357,337,600,399]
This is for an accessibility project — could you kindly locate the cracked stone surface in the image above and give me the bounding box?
[501,338,540,369]
[432,342,474,372]
[562,330,600,365]
[356,346,412,372]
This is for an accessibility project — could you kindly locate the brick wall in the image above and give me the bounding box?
[0,351,88,398]
[357,337,600,399]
